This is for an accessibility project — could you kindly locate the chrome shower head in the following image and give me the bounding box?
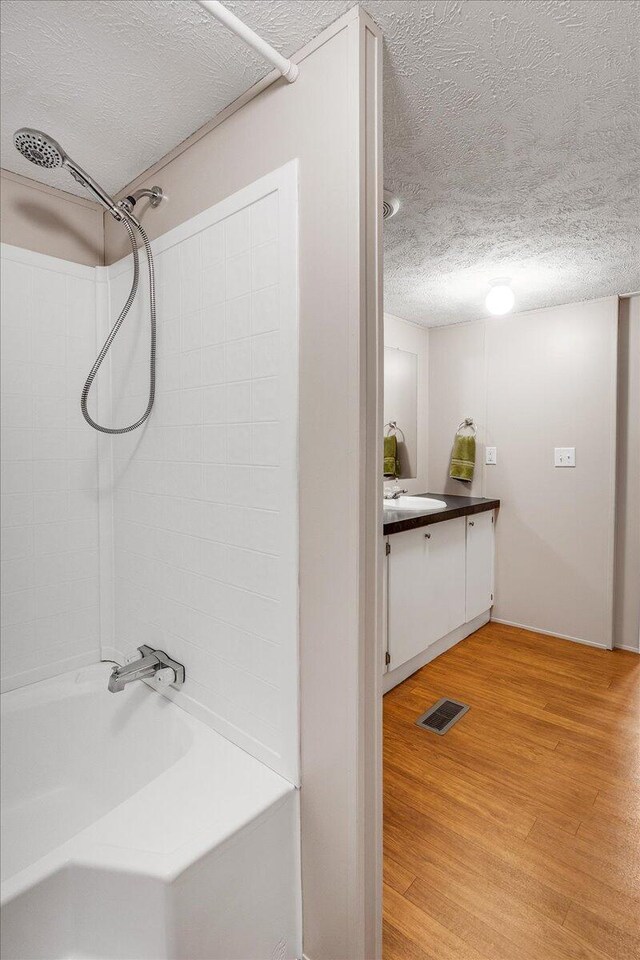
[14,128,66,168]
[13,127,124,221]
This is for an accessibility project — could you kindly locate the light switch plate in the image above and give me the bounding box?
[554,447,575,467]
[485,446,497,465]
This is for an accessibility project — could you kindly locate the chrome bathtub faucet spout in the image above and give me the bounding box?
[108,645,186,693]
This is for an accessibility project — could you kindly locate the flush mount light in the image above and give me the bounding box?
[485,278,515,316]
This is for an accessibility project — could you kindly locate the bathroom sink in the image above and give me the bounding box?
[383,496,447,512]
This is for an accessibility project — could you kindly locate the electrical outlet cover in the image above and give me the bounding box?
[485,446,497,465]
[554,447,576,467]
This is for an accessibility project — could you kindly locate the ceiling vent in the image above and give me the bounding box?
[383,190,400,221]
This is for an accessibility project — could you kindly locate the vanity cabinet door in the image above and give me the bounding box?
[465,510,495,622]
[388,518,466,670]
[424,517,466,644]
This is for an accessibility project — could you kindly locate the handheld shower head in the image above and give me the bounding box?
[13,127,123,220]
[14,128,66,168]
[13,129,163,436]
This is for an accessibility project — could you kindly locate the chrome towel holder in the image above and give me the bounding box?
[457,417,477,435]
[385,420,406,441]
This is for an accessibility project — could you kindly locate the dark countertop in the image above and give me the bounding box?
[384,492,500,535]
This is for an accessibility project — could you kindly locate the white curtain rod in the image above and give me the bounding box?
[195,0,299,82]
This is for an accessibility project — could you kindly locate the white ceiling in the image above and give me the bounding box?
[378,0,640,325]
[2,0,639,325]
[0,1,352,197]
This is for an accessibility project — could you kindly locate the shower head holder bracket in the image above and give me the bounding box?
[119,186,164,215]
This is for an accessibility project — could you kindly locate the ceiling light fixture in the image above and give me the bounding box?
[485,278,515,316]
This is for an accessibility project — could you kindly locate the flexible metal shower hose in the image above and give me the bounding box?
[80,214,156,434]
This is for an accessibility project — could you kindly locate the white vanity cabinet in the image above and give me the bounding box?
[387,519,466,668]
[384,510,495,689]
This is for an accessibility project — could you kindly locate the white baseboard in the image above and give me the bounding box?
[490,618,609,650]
[613,643,640,654]
[383,610,491,693]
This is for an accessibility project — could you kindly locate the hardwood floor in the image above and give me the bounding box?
[383,622,640,960]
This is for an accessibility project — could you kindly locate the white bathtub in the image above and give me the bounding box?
[0,664,300,960]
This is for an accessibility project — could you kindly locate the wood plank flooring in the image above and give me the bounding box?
[383,622,640,960]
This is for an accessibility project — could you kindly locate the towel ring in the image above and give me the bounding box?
[457,417,477,436]
[385,420,406,442]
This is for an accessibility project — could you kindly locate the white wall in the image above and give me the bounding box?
[1,244,101,691]
[383,313,428,493]
[614,295,640,652]
[100,168,300,784]
[1,169,104,267]
[428,297,618,648]
[427,319,486,498]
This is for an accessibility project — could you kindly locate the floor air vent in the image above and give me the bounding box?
[416,698,469,735]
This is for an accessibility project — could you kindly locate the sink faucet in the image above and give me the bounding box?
[108,645,185,693]
[384,480,408,500]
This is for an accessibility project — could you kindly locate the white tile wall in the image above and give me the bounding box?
[104,165,299,783]
[0,245,101,691]
[0,168,298,781]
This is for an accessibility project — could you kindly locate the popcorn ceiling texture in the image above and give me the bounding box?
[2,1,639,324]
[378,0,640,324]
[0,0,317,196]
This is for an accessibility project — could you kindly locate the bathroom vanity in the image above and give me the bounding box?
[383,493,500,691]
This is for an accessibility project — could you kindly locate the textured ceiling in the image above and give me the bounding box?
[375,0,640,324]
[2,0,639,325]
[0,1,352,196]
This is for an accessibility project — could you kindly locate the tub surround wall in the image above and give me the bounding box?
[0,243,101,691]
[427,297,618,649]
[1,175,104,696]
[0,174,303,957]
[103,166,300,785]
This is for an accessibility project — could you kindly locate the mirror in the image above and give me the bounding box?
[384,346,418,479]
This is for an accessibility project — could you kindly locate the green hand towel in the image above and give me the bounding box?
[384,434,399,477]
[450,433,476,482]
